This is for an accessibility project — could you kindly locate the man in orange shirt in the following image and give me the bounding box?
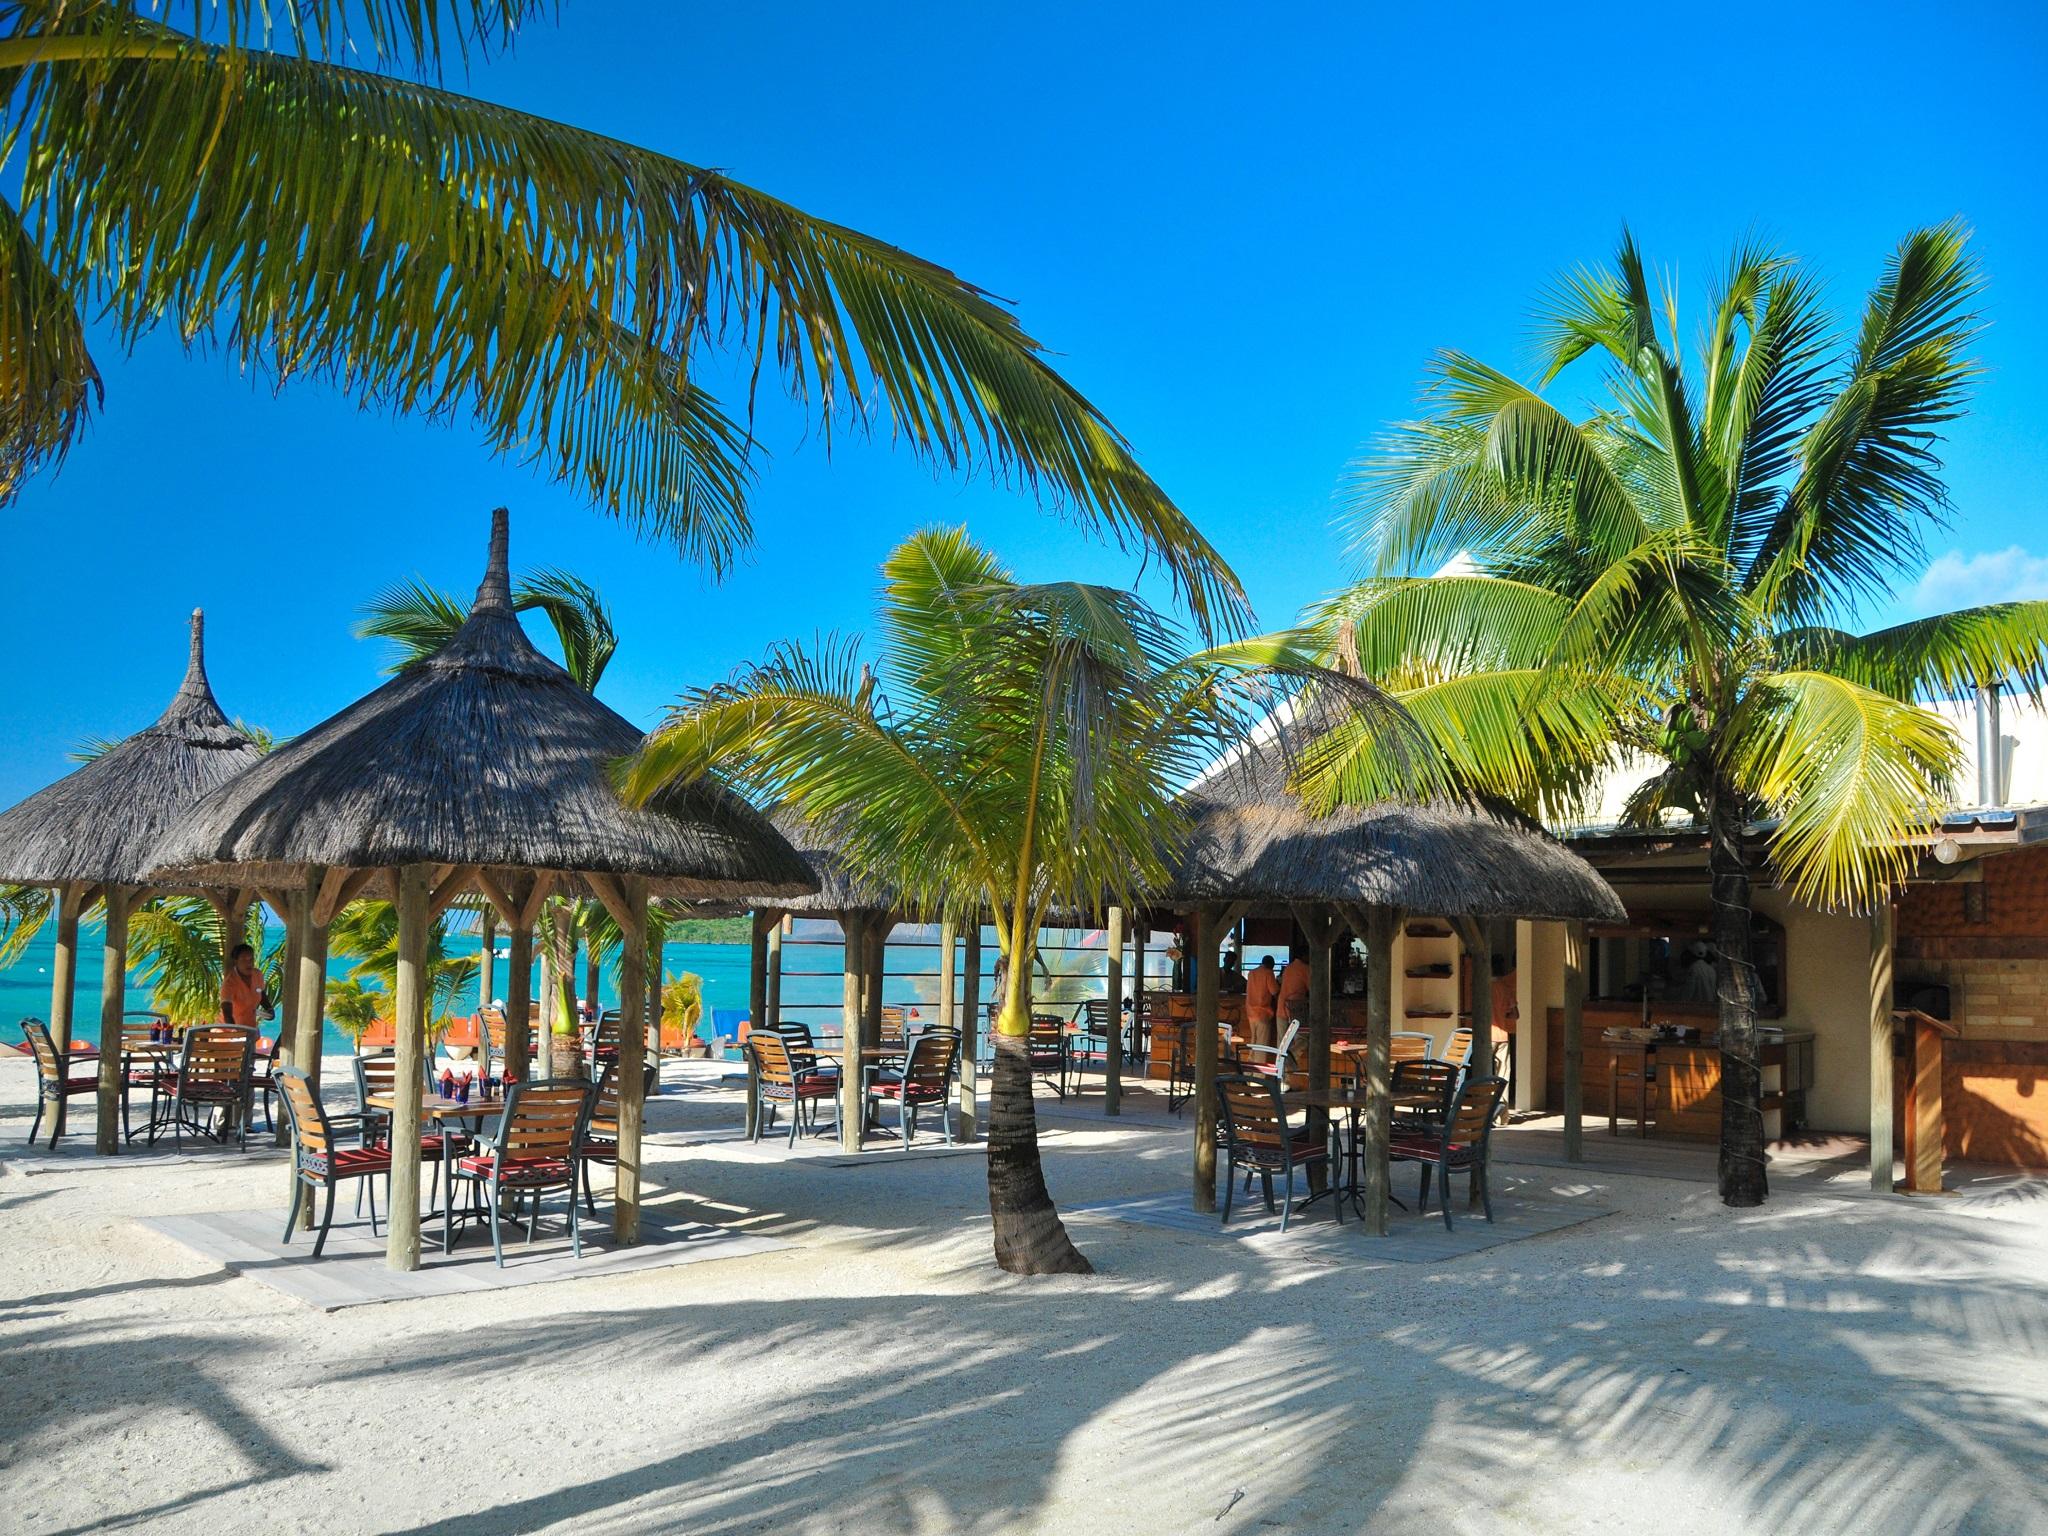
[1243,955,1280,1049]
[1278,946,1312,1031]
[221,943,271,1027]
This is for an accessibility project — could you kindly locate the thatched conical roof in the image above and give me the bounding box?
[0,613,264,888]
[761,808,898,915]
[1165,743,1625,923]
[147,510,813,901]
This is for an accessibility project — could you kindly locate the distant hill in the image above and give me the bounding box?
[665,916,752,945]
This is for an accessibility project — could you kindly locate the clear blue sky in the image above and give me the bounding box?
[5,0,2045,804]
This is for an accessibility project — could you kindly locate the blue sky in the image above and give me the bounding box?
[5,0,2046,804]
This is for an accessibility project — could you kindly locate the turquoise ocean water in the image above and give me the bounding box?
[0,915,1159,1056]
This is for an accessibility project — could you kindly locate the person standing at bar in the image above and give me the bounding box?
[1244,954,1279,1051]
[1278,944,1312,1033]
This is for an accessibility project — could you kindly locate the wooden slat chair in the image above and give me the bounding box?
[1390,1073,1509,1230]
[1434,1026,1474,1070]
[479,1008,509,1078]
[585,1011,622,1077]
[747,1029,838,1148]
[865,1029,958,1146]
[353,1052,461,1209]
[771,1021,839,1080]
[578,1062,619,1216]
[116,1013,171,1144]
[275,1067,392,1256]
[1136,990,1174,1065]
[21,1018,97,1150]
[1027,1014,1071,1099]
[1169,1021,1239,1113]
[165,1025,257,1151]
[878,1005,907,1048]
[1213,1073,1334,1233]
[453,1079,594,1268]
[1075,999,1119,1082]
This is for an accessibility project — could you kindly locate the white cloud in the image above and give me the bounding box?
[1905,546,2048,616]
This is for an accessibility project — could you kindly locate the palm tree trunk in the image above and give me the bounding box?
[987,937,1091,1275]
[1708,778,1768,1206]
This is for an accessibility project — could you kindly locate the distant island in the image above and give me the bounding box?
[666,916,753,944]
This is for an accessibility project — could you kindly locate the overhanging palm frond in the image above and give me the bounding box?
[0,0,543,71]
[356,579,471,674]
[0,881,53,965]
[9,17,1245,627]
[1735,670,1963,909]
[0,191,98,503]
[1776,603,2048,703]
[1750,221,1984,620]
[510,567,617,691]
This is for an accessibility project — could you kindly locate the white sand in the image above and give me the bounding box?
[4,1053,2047,1535]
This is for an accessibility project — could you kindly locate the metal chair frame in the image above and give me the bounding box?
[747,1030,838,1148]
[21,1018,97,1150]
[276,1067,391,1256]
[865,1029,959,1146]
[1213,1073,1335,1234]
[452,1078,595,1268]
[1391,1073,1509,1230]
[167,1025,257,1151]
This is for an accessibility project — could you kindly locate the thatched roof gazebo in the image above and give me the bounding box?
[149,509,813,1268]
[1156,742,1626,1232]
[0,612,264,1152]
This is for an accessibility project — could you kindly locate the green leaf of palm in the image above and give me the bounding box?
[4,9,1247,630]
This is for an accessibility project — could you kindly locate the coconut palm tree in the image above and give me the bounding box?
[620,527,1251,1272]
[0,2,1244,632]
[1308,223,2048,1205]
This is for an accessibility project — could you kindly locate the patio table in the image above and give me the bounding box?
[1284,1086,1439,1219]
[368,1091,505,1254]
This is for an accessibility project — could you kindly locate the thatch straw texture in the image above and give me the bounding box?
[147,511,813,901]
[0,613,264,887]
[759,808,897,915]
[1165,744,1625,923]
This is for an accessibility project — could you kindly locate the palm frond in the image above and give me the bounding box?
[1778,603,2048,703]
[513,567,617,691]
[0,881,53,965]
[356,578,470,674]
[10,17,1245,625]
[0,190,98,503]
[1734,670,1963,908]
[1749,221,1984,620]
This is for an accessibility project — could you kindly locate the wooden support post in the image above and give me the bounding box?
[387,865,430,1272]
[1562,919,1587,1163]
[1354,904,1402,1236]
[48,881,81,1056]
[505,922,534,1080]
[610,877,649,1244]
[93,886,135,1154]
[1513,921,1541,1114]
[1456,916,1495,1209]
[1104,907,1124,1116]
[291,871,331,1223]
[1870,903,1896,1194]
[862,920,888,1046]
[1908,1014,1949,1195]
[1192,904,1221,1212]
[839,912,869,1152]
[765,917,784,1027]
[746,911,772,1138]
[1293,904,1337,1196]
[959,922,982,1140]
[478,906,497,1012]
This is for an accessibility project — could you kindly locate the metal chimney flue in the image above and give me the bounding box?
[1974,682,2003,807]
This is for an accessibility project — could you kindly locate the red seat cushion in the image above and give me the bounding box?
[869,1081,946,1102]
[60,1076,99,1092]
[304,1147,391,1175]
[458,1153,573,1181]
[766,1079,837,1098]
[1389,1136,1469,1157]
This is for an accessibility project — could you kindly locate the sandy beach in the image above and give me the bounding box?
[4,1055,2046,1536]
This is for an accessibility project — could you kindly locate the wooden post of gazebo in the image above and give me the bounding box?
[1869,903,1897,1194]
[1104,907,1124,1116]
[959,922,982,1139]
[1562,919,1587,1162]
[388,864,431,1272]
[747,910,773,1137]
[478,906,497,1011]
[48,881,81,1057]
[1456,917,1494,1209]
[589,874,649,1242]
[1339,902,1401,1236]
[1192,902,1222,1212]
[839,911,869,1152]
[765,915,784,1029]
[1293,904,1338,1195]
[92,885,136,1153]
